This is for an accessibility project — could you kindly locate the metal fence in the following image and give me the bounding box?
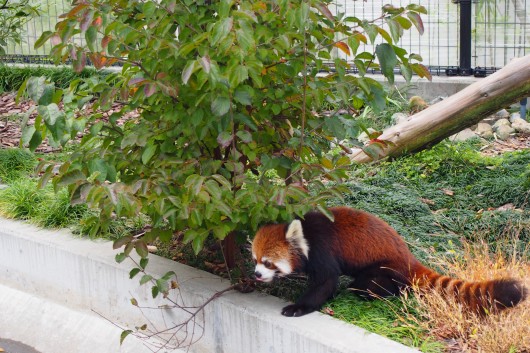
[1,0,529,76]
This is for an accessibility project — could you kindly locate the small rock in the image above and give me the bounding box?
[495,109,510,119]
[475,122,493,138]
[0,184,8,190]
[495,125,515,140]
[449,128,478,142]
[492,118,511,131]
[509,112,522,123]
[511,117,530,133]
[429,96,446,105]
[391,112,409,125]
[357,128,377,144]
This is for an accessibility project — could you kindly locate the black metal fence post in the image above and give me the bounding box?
[449,0,473,76]
[459,0,473,75]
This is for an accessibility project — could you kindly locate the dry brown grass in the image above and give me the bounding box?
[403,235,529,353]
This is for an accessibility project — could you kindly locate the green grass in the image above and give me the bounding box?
[0,137,529,352]
[0,65,111,93]
[328,288,444,353]
[0,148,36,183]
[322,140,530,351]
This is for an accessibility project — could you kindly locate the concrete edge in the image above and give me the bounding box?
[0,217,420,353]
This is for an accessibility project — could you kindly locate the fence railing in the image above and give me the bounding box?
[1,0,528,76]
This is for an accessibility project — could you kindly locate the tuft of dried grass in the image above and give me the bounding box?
[402,235,529,353]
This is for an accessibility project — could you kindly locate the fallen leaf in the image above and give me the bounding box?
[442,188,454,196]
[322,306,334,316]
[420,197,435,205]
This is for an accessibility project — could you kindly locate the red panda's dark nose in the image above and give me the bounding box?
[254,271,262,279]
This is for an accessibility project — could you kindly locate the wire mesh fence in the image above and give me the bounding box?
[1,0,528,75]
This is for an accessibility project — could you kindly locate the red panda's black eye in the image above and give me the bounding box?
[264,261,273,269]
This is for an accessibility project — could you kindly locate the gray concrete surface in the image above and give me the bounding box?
[0,218,419,353]
[370,74,480,102]
[0,338,41,353]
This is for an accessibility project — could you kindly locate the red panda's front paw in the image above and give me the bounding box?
[281,304,313,317]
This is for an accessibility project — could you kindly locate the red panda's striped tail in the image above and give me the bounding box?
[412,264,527,313]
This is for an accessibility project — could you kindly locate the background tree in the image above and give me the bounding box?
[0,0,39,55]
[22,0,428,287]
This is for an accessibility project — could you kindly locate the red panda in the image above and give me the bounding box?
[251,206,527,317]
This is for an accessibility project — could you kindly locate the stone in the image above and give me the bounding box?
[475,122,493,138]
[510,112,522,123]
[495,109,510,119]
[391,112,409,125]
[511,117,530,133]
[0,184,8,190]
[495,125,515,140]
[429,96,446,105]
[357,128,377,144]
[492,118,511,131]
[449,128,478,142]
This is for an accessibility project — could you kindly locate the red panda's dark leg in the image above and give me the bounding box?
[349,267,408,299]
[281,276,339,317]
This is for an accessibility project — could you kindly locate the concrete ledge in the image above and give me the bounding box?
[0,218,419,353]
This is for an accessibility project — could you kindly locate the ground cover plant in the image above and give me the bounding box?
[0,65,109,93]
[1,136,528,351]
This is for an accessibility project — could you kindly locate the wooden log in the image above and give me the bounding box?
[350,54,530,163]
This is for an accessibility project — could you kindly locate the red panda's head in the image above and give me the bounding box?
[251,219,309,283]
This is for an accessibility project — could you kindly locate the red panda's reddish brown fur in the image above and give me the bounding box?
[251,206,526,317]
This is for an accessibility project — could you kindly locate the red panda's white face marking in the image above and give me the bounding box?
[253,256,293,282]
[251,220,309,282]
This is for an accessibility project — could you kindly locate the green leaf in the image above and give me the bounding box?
[211,96,231,116]
[411,63,432,81]
[395,16,412,30]
[407,12,424,35]
[192,235,204,255]
[217,131,233,148]
[129,268,141,279]
[236,130,252,143]
[151,285,159,298]
[375,43,398,84]
[211,17,233,46]
[34,31,55,49]
[115,253,127,263]
[406,4,428,14]
[135,240,149,258]
[142,144,157,164]
[386,18,402,43]
[229,65,248,87]
[113,236,133,249]
[86,26,98,52]
[182,60,197,84]
[139,274,153,285]
[28,129,42,152]
[316,204,334,222]
[234,88,252,105]
[56,170,86,187]
[140,258,149,269]
[184,174,205,195]
[120,330,133,345]
[26,76,46,103]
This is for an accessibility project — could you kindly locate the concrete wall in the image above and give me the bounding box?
[371,74,480,102]
[0,218,419,353]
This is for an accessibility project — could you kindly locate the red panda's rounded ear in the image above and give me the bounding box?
[285,219,303,240]
[285,220,309,258]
